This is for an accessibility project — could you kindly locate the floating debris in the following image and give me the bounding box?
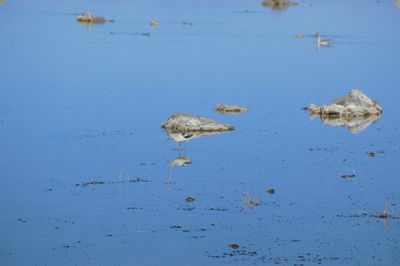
[76,12,106,24]
[162,113,234,133]
[262,0,298,10]
[366,151,375,157]
[341,171,356,179]
[294,34,305,39]
[169,156,192,167]
[150,20,159,27]
[170,225,183,229]
[216,104,248,114]
[309,89,382,133]
[242,193,262,209]
[267,188,275,194]
[182,21,194,26]
[185,197,195,203]
[76,177,150,187]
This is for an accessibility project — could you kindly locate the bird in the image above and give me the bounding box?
[315,32,330,48]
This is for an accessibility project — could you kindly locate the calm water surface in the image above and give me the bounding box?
[0,0,399,265]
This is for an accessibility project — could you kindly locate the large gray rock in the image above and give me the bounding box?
[162,113,234,133]
[309,89,382,117]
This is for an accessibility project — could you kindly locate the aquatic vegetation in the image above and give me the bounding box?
[76,12,106,25]
[216,104,248,114]
[162,113,234,133]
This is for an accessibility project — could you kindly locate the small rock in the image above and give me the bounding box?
[229,243,240,249]
[185,197,195,203]
[366,151,375,157]
[262,0,298,9]
[77,12,106,24]
[150,20,159,27]
[216,104,248,114]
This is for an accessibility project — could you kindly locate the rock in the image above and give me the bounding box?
[77,12,106,24]
[162,113,234,133]
[308,90,382,133]
[150,20,159,27]
[267,188,275,194]
[366,151,375,157]
[229,244,240,249]
[309,89,382,117]
[185,197,195,203]
[262,0,298,9]
[216,104,248,114]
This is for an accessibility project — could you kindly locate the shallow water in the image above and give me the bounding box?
[1,0,400,265]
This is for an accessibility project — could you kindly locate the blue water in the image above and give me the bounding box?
[1,0,399,265]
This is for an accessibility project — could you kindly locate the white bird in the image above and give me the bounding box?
[315,32,330,48]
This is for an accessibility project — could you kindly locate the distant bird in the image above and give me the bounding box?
[315,32,330,48]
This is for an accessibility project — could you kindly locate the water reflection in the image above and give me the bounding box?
[166,131,228,143]
[310,114,381,134]
[169,156,192,167]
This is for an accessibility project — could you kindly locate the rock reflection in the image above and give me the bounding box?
[166,131,228,143]
[310,114,381,134]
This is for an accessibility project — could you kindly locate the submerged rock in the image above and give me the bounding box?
[162,113,234,133]
[216,104,248,114]
[262,0,298,9]
[309,89,382,117]
[77,12,106,24]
